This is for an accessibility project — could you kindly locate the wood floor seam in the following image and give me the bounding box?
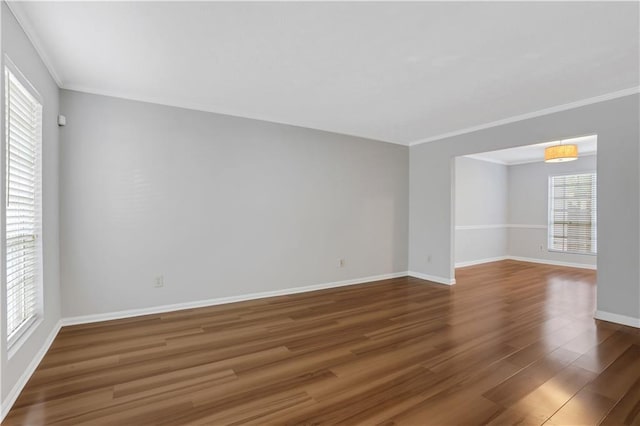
[4,260,640,425]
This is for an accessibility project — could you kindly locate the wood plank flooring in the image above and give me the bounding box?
[4,260,640,425]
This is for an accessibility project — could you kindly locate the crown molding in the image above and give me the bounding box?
[409,86,640,147]
[64,84,638,149]
[7,0,637,148]
[462,154,509,166]
[61,83,404,146]
[507,151,597,166]
[5,1,63,87]
[465,150,597,166]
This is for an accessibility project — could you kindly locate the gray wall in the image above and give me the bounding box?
[453,154,598,268]
[508,154,597,267]
[59,90,409,318]
[1,3,61,407]
[454,156,508,265]
[410,94,639,320]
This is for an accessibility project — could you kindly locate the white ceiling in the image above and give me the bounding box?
[465,134,597,166]
[8,2,639,145]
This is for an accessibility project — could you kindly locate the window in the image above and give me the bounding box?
[5,64,43,347]
[548,173,597,255]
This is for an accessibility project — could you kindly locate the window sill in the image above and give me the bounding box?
[8,316,43,359]
[547,249,597,257]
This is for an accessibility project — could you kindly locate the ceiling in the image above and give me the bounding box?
[8,2,639,146]
[465,134,597,166]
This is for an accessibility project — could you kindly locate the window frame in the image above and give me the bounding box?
[547,171,597,256]
[4,56,44,353]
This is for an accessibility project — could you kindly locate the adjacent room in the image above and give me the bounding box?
[455,135,598,271]
[0,1,639,425]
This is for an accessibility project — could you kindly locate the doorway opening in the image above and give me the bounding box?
[452,134,598,278]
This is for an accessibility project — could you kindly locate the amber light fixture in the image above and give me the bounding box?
[544,143,578,163]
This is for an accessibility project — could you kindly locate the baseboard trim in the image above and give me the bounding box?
[1,271,410,419]
[61,271,409,326]
[455,256,508,268]
[407,271,456,285]
[506,256,596,270]
[453,255,596,270]
[594,310,640,328]
[1,320,62,422]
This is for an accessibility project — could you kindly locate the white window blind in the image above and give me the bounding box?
[5,66,42,345]
[548,173,597,255]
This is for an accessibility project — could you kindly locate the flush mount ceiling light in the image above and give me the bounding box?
[544,143,578,163]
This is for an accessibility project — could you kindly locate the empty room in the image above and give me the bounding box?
[0,1,639,425]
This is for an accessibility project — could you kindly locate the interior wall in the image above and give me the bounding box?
[508,154,597,267]
[409,94,639,322]
[454,156,508,266]
[454,153,598,269]
[1,2,61,409]
[59,90,409,319]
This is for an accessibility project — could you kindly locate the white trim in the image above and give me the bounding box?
[409,87,640,146]
[4,55,43,103]
[4,2,63,86]
[455,224,547,230]
[5,0,637,149]
[506,255,596,270]
[7,317,42,359]
[455,256,508,268]
[508,224,548,229]
[463,155,508,166]
[60,85,401,146]
[464,152,597,167]
[0,320,62,422]
[62,86,639,150]
[508,152,597,167]
[452,255,596,270]
[455,224,507,230]
[61,272,409,326]
[407,271,456,286]
[2,272,410,419]
[594,310,640,329]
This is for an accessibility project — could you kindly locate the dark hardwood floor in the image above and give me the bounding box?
[4,260,640,425]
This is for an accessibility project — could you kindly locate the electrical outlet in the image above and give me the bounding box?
[338,258,345,268]
[427,254,432,263]
[154,275,164,288]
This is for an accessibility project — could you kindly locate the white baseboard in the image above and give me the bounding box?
[455,256,508,268]
[454,255,596,270]
[407,271,456,285]
[1,271,411,420]
[506,256,597,270]
[61,271,409,326]
[1,320,62,422]
[594,310,640,328]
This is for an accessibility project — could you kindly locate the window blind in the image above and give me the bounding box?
[549,173,597,255]
[5,67,42,345]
